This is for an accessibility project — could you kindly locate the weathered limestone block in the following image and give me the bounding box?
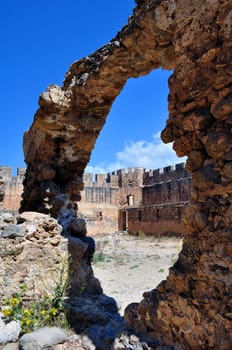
[0,212,100,303]
[0,213,65,301]
[0,318,21,344]
[19,327,68,350]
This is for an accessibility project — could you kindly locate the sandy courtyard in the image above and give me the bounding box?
[92,232,182,314]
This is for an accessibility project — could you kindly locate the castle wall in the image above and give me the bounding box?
[0,167,25,211]
[0,163,191,236]
[78,202,118,235]
[119,203,187,236]
[116,168,143,208]
[3,182,24,211]
[143,163,189,185]
[118,163,191,235]
[81,186,119,205]
[79,179,119,234]
[17,1,232,346]
[142,178,192,205]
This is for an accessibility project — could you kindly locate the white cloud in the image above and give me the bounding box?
[85,132,186,174]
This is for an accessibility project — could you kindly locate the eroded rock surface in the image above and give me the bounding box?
[20,0,175,215]
[0,211,100,302]
[0,212,124,350]
[20,0,232,349]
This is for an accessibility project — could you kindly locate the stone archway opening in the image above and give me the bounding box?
[79,67,186,316]
[20,0,232,349]
[85,68,174,175]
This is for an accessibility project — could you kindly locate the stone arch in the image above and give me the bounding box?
[21,0,232,349]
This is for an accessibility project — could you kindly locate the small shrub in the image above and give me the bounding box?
[1,263,69,335]
[137,231,145,239]
[129,264,139,269]
[93,251,106,264]
[93,239,108,264]
[158,268,165,273]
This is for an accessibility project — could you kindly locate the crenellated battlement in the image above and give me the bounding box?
[0,163,189,191]
[0,162,192,236]
[0,166,26,183]
[114,167,144,176]
[0,166,13,182]
[143,163,189,186]
[83,172,119,188]
[83,163,189,189]
[0,163,191,227]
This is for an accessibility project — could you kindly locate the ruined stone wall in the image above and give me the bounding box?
[0,164,191,236]
[125,2,232,349]
[0,167,25,211]
[83,168,144,208]
[72,164,191,236]
[123,203,186,236]
[81,165,190,235]
[78,202,119,236]
[117,168,143,208]
[20,0,175,216]
[19,0,232,348]
[142,163,191,205]
[80,168,144,235]
[0,211,101,304]
[79,173,120,234]
[143,163,189,185]
[118,163,191,235]
[82,172,119,205]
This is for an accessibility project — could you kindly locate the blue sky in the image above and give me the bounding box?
[1,0,185,175]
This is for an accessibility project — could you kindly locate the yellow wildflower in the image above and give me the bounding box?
[49,307,58,316]
[9,297,20,306]
[23,309,31,316]
[41,309,46,315]
[2,308,13,316]
[25,319,31,326]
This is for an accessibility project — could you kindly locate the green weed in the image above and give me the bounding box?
[129,264,139,269]
[1,262,69,335]
[93,251,106,263]
[158,268,165,273]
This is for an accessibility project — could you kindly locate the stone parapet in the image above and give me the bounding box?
[0,163,191,235]
[143,162,189,185]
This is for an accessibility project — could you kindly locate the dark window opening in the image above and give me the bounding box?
[167,182,172,200]
[127,194,134,206]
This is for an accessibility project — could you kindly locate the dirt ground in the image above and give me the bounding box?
[92,232,183,314]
